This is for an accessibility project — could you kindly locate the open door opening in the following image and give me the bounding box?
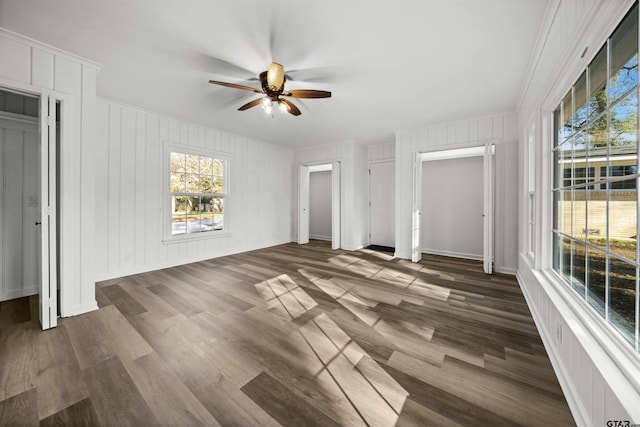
[413,144,495,273]
[0,88,59,329]
[298,162,341,249]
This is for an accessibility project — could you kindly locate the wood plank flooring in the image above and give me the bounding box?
[0,240,575,426]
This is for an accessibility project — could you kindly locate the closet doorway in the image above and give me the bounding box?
[0,87,59,329]
[298,162,341,249]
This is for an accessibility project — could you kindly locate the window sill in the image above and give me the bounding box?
[162,231,232,245]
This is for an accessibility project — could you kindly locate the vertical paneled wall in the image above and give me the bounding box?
[368,141,395,162]
[94,100,293,280]
[517,0,640,424]
[0,28,99,316]
[395,113,518,273]
[293,141,368,251]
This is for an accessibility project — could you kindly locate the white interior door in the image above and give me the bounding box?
[0,116,39,302]
[483,143,494,274]
[39,94,57,329]
[369,160,395,247]
[411,152,422,262]
[298,164,310,244]
[331,161,341,249]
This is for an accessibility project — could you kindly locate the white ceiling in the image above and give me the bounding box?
[0,1,549,148]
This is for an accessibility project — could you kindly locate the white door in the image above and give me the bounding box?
[38,95,57,329]
[411,152,422,262]
[298,165,310,244]
[331,161,341,249]
[0,116,39,302]
[483,143,494,274]
[369,160,395,247]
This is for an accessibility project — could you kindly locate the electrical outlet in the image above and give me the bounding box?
[556,322,563,344]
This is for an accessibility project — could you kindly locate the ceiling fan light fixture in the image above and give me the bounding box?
[278,100,290,113]
[266,62,285,91]
[260,97,272,109]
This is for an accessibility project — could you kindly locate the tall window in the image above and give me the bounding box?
[169,148,226,236]
[528,124,536,257]
[552,3,639,353]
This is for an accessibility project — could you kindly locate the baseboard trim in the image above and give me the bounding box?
[95,238,293,282]
[421,248,483,261]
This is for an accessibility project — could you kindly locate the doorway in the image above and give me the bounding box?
[412,144,495,274]
[369,160,395,250]
[0,87,59,329]
[309,170,332,241]
[298,162,341,249]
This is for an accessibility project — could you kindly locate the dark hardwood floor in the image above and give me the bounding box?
[0,240,575,426]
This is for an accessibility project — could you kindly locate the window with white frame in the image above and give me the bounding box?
[552,3,639,353]
[527,124,536,257]
[168,147,227,237]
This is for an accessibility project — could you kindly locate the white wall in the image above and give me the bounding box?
[94,99,293,280]
[368,141,395,162]
[309,171,332,240]
[395,112,518,274]
[421,156,483,260]
[293,141,368,250]
[517,0,640,425]
[0,27,99,317]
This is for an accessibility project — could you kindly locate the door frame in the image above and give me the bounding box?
[413,142,496,273]
[0,81,67,329]
[298,161,341,249]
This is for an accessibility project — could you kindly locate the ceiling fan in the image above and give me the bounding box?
[208,62,331,116]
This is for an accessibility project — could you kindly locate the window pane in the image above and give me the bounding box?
[200,157,214,175]
[213,177,224,194]
[213,196,224,214]
[213,159,224,176]
[608,257,637,345]
[170,173,185,193]
[587,247,607,315]
[574,71,588,130]
[562,91,573,139]
[186,196,201,233]
[214,214,224,231]
[610,3,638,103]
[609,179,637,261]
[610,91,638,157]
[589,115,608,150]
[213,197,224,230]
[172,196,188,235]
[562,190,573,237]
[586,187,607,248]
[574,187,586,239]
[573,241,586,294]
[200,175,213,194]
[575,129,588,155]
[556,141,572,188]
[186,174,200,193]
[201,210,214,232]
[554,190,566,233]
[561,236,572,281]
[588,45,607,121]
[170,152,186,173]
[186,154,200,174]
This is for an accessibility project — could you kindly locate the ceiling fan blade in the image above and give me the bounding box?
[209,80,264,94]
[279,98,301,116]
[283,89,331,99]
[238,98,263,111]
